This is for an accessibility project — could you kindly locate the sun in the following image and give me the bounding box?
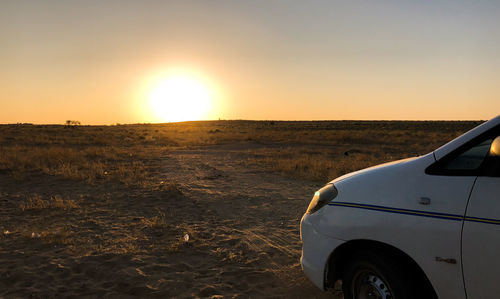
[148,73,213,122]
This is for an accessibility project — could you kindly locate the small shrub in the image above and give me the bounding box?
[19,194,79,211]
[141,209,168,230]
[65,120,81,127]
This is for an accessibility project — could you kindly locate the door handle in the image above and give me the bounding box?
[419,197,431,205]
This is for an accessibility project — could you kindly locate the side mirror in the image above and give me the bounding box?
[490,136,500,157]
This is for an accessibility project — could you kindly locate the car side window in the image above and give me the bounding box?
[426,131,499,176]
[444,139,493,171]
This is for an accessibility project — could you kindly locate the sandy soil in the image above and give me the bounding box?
[0,142,341,298]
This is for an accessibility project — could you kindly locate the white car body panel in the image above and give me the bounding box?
[300,115,500,299]
[462,176,500,299]
[300,215,345,289]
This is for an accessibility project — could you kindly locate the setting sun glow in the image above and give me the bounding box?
[148,73,213,122]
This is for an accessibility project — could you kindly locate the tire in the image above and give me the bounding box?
[342,250,426,299]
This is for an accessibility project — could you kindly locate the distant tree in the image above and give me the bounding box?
[65,120,81,127]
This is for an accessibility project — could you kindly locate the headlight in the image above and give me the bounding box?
[306,183,338,214]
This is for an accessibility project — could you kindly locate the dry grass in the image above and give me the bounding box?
[37,228,73,245]
[141,209,168,230]
[0,145,150,186]
[0,120,480,147]
[0,120,481,184]
[235,121,481,181]
[247,148,383,181]
[19,194,79,212]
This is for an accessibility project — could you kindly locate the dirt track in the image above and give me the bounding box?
[0,142,341,298]
[154,143,341,298]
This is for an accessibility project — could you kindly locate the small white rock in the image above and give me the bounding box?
[183,233,189,242]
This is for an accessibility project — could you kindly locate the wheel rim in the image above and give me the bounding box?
[352,270,393,299]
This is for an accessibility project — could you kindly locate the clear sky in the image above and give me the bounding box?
[1,0,499,124]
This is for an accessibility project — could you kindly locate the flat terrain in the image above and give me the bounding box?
[0,120,480,298]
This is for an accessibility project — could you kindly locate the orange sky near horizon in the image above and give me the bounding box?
[1,1,500,124]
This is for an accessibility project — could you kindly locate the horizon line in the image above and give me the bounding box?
[0,118,486,126]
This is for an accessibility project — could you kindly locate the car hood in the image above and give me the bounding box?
[329,156,420,185]
[323,152,436,209]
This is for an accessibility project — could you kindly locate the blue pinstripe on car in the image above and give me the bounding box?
[328,202,500,225]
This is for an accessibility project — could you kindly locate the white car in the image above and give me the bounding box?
[301,115,500,299]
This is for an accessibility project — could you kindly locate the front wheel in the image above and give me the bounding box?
[342,251,424,299]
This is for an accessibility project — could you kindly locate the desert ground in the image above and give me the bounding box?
[0,120,480,298]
